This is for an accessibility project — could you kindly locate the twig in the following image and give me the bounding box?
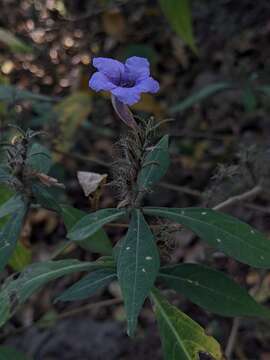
[213,184,262,211]
[54,149,110,168]
[244,203,270,214]
[169,130,228,141]
[225,317,241,359]
[0,298,122,342]
[56,298,122,320]
[159,181,202,197]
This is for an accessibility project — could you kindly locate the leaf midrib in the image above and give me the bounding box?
[19,263,103,295]
[131,210,140,324]
[70,211,125,239]
[60,272,115,299]
[159,273,258,314]
[147,208,270,255]
[152,292,192,360]
[141,147,161,189]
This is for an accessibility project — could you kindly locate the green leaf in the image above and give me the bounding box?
[79,228,112,254]
[0,258,110,326]
[56,268,116,302]
[170,82,234,113]
[26,143,52,174]
[123,44,158,65]
[0,194,24,219]
[0,85,54,103]
[0,346,30,360]
[113,235,125,262]
[8,240,31,271]
[54,91,92,153]
[151,288,222,360]
[117,209,160,336]
[0,205,27,272]
[0,28,32,54]
[144,207,270,268]
[36,309,58,328]
[137,135,170,192]
[13,259,111,301]
[242,86,257,113]
[32,183,61,212]
[0,185,14,205]
[0,167,14,184]
[159,263,270,318]
[159,0,197,53]
[68,208,126,242]
[61,205,113,255]
[0,186,15,229]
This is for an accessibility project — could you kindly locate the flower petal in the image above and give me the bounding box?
[136,77,160,93]
[124,56,150,81]
[112,86,141,106]
[93,57,125,84]
[89,72,116,92]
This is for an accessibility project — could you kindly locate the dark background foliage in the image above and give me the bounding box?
[1,0,270,358]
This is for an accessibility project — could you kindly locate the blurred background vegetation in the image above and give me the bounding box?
[1,0,270,358]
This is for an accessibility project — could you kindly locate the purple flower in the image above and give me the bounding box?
[89,56,160,106]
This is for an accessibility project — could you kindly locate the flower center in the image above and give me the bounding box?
[120,79,135,88]
[116,70,136,88]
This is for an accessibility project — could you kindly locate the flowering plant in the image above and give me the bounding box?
[0,57,270,360]
[90,56,159,128]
